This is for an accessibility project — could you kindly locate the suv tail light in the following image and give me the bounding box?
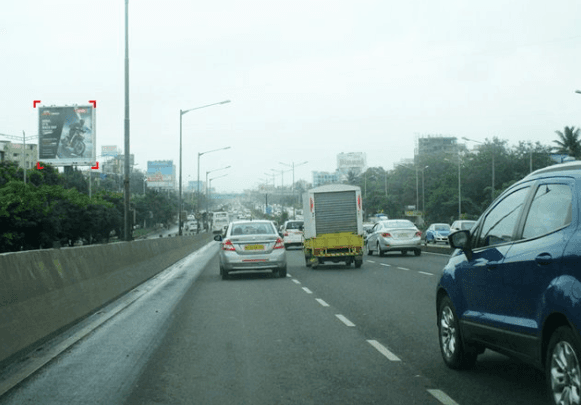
[284,232,289,237]
[273,238,285,249]
[381,232,392,238]
[222,239,236,251]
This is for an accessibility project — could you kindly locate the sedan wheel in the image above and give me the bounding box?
[366,242,373,256]
[438,296,477,369]
[547,326,581,405]
[377,242,384,257]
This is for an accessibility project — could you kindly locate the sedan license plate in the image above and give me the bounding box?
[244,244,265,251]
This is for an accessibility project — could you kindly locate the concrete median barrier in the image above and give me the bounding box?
[0,234,213,368]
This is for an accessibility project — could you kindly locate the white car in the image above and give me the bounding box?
[450,220,476,233]
[281,220,304,249]
[185,220,198,231]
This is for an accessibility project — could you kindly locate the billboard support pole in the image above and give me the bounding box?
[22,131,26,184]
[123,0,131,241]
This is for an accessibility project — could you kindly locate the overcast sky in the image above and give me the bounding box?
[2,0,581,193]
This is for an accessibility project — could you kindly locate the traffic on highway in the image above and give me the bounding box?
[2,161,581,405]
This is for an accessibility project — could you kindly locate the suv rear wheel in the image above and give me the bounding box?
[547,326,581,405]
[438,296,477,369]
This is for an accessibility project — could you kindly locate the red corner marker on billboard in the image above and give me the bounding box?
[37,162,44,170]
[89,100,96,108]
[33,100,41,108]
[92,162,99,169]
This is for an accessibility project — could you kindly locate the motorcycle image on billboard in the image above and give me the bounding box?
[38,105,96,166]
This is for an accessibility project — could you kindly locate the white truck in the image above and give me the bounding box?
[211,211,230,234]
[302,184,364,268]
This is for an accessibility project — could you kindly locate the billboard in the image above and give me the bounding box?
[38,105,96,166]
[101,145,119,157]
[147,160,174,189]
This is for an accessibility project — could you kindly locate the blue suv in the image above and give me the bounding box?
[436,161,581,405]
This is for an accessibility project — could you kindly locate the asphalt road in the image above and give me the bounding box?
[0,244,549,405]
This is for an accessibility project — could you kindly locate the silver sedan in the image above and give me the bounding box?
[214,220,287,279]
[365,219,422,256]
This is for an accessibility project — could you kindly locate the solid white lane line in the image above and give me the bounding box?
[397,267,410,271]
[427,389,460,405]
[302,287,313,294]
[335,314,355,327]
[292,279,301,284]
[419,271,434,276]
[316,298,330,307]
[367,340,401,362]
[380,263,391,267]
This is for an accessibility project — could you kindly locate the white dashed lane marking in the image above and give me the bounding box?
[367,260,376,263]
[398,267,410,271]
[302,287,313,294]
[316,298,329,307]
[286,273,292,277]
[419,271,434,276]
[367,340,401,362]
[292,279,301,284]
[380,263,391,267]
[335,314,355,327]
[427,389,460,405]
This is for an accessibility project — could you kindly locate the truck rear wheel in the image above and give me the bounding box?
[305,253,312,267]
[354,258,363,268]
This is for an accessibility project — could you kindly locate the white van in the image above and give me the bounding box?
[212,212,229,234]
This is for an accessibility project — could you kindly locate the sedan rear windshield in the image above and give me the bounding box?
[434,225,450,231]
[286,221,303,230]
[383,220,415,228]
[230,223,275,235]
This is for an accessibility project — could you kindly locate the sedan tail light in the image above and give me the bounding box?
[415,231,422,237]
[222,239,236,251]
[381,232,392,238]
[273,238,285,249]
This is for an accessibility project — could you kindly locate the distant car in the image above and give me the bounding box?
[425,223,451,244]
[365,219,422,256]
[214,220,287,280]
[450,220,476,233]
[281,220,304,248]
[185,221,197,232]
[436,161,581,405]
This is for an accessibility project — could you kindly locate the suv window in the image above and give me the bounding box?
[474,186,530,248]
[522,183,573,239]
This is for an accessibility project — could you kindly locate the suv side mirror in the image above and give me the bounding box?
[448,230,472,260]
[299,225,304,231]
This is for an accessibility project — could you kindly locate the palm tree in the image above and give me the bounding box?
[553,126,581,159]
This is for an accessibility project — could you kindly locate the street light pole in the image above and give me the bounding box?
[396,163,419,213]
[197,146,230,232]
[179,100,230,236]
[205,165,230,215]
[280,161,308,217]
[209,173,228,212]
[422,166,429,214]
[462,136,494,202]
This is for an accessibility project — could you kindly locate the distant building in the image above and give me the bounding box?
[0,141,37,169]
[312,171,340,187]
